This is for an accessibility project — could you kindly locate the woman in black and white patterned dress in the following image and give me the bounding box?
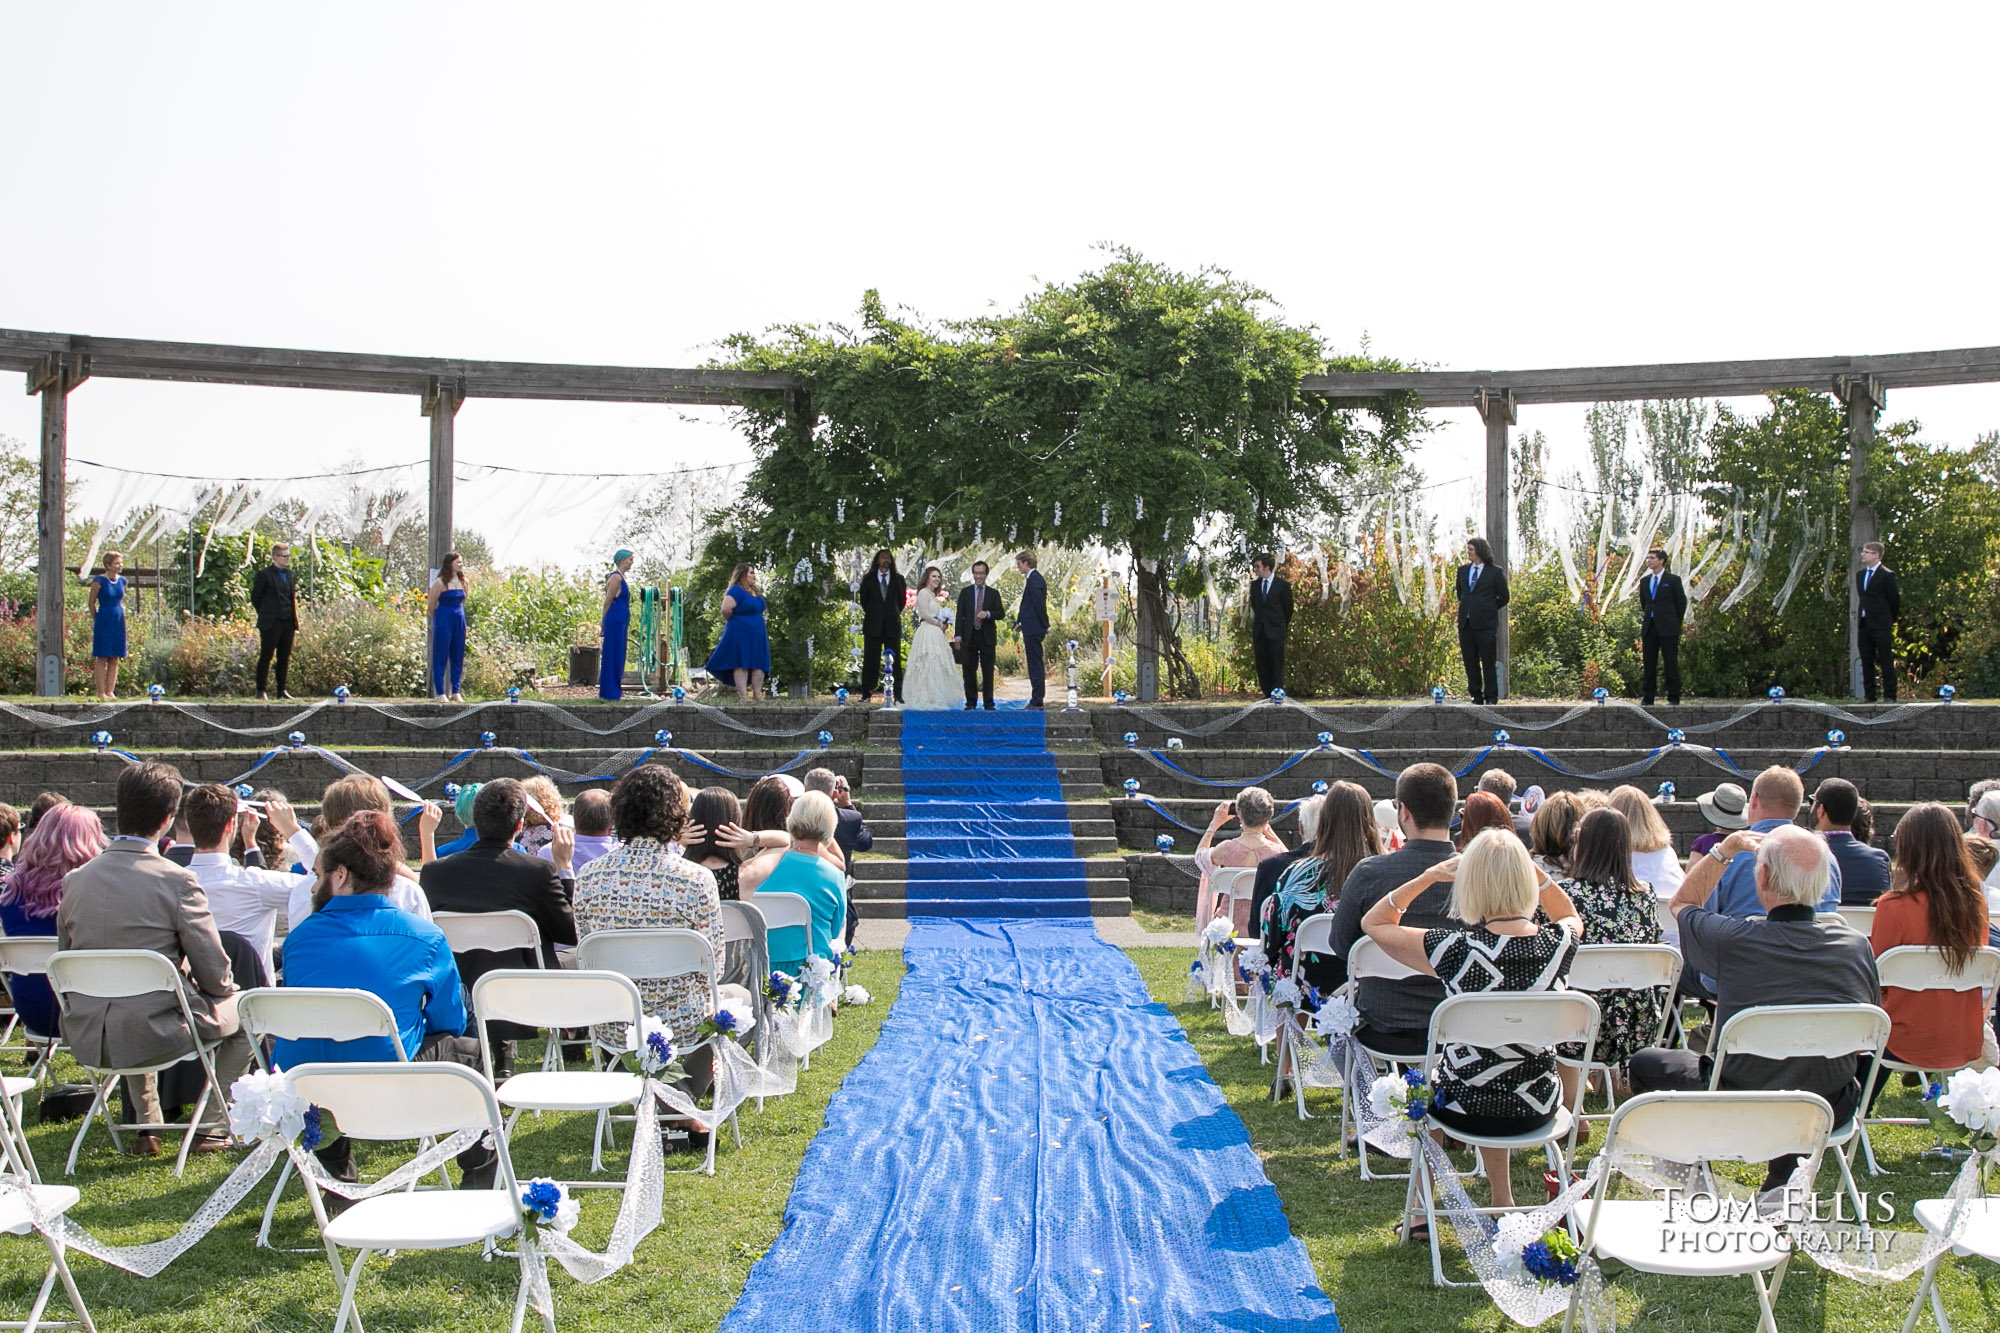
[1361,828,1582,1209]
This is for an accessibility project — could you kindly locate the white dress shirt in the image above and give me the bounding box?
[1631,845,1686,897]
[190,828,319,980]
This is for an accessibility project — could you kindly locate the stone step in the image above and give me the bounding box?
[864,835,1119,859]
[856,896,1131,919]
[850,857,1129,884]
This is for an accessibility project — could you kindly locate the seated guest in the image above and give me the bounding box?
[275,810,495,1187]
[1,803,107,1040]
[1969,790,2000,913]
[1555,808,1664,1110]
[1250,795,1321,951]
[252,788,295,870]
[1361,829,1583,1211]
[1456,791,1516,848]
[1635,824,1880,1191]
[744,792,849,976]
[1969,836,1999,901]
[419,779,578,1077]
[182,785,317,983]
[1814,778,1891,906]
[1690,781,1750,860]
[1193,786,1288,935]
[682,787,747,902]
[0,803,20,878]
[1527,790,1583,877]
[1327,763,1460,1047]
[24,793,68,838]
[537,788,616,871]
[737,776,843,889]
[573,767,725,1071]
[1608,785,1684,897]
[57,762,253,1155]
[518,776,567,858]
[162,804,198,867]
[433,782,484,859]
[1706,767,1841,917]
[1867,804,1990,1106]
[1851,798,1876,848]
[1263,782,1378,991]
[803,769,872,874]
[288,776,436,931]
[1477,768,1518,821]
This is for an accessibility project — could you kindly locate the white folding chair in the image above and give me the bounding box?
[575,928,737,1175]
[1899,1197,2000,1332]
[1561,943,1683,1120]
[46,949,232,1177]
[1708,1002,1890,1233]
[1859,946,2000,1175]
[0,940,66,1084]
[719,902,773,1096]
[1339,936,1425,1181]
[472,970,647,1187]
[1562,1091,1836,1333]
[432,910,545,964]
[747,892,819,1062]
[238,987,428,1250]
[1406,990,1601,1288]
[1273,913,1335,1121]
[1835,905,1876,935]
[286,1062,552,1333]
[0,1027,88,1332]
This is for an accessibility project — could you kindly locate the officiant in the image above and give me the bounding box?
[954,561,1006,711]
[858,548,906,703]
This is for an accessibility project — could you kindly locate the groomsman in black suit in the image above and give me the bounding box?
[1637,546,1688,706]
[1015,551,1050,708]
[1455,536,1510,705]
[1856,540,1900,702]
[858,549,906,703]
[1248,553,1293,696]
[953,562,1006,710]
[249,543,299,700]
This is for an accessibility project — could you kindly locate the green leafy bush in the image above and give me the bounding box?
[1227,544,1456,697]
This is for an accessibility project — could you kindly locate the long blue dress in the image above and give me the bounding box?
[705,586,772,678]
[90,576,126,659]
[599,574,630,701]
[431,586,467,695]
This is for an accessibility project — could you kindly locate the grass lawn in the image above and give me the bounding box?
[0,950,902,1333]
[1130,907,1195,935]
[1124,946,2000,1333]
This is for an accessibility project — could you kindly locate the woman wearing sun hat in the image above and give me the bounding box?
[1690,781,1749,862]
[599,550,635,701]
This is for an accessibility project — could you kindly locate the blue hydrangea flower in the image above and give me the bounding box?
[300,1105,324,1152]
[646,1030,675,1067]
[522,1179,563,1222]
[1403,1068,1426,1089]
[711,1009,739,1034]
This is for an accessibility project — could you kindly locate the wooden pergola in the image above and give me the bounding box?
[8,326,1999,699]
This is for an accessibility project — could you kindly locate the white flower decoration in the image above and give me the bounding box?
[842,984,872,1005]
[1941,1067,2000,1134]
[1200,918,1235,947]
[1237,951,1271,978]
[227,1069,307,1144]
[1492,1211,1542,1280]
[1271,978,1303,1010]
[1367,1073,1404,1121]
[713,1001,757,1037]
[1314,994,1361,1037]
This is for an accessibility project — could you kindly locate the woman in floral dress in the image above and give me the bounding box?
[1555,807,1664,1110]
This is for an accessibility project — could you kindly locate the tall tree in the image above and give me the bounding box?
[718,248,1424,697]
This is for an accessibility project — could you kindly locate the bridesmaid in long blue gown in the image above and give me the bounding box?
[84,551,129,699]
[599,550,634,701]
[704,563,772,701]
[428,552,470,702]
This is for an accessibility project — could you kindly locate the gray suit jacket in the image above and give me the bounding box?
[55,841,239,1070]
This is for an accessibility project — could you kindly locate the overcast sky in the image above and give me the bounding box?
[4,3,1996,565]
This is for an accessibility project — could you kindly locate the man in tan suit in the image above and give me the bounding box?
[57,762,251,1154]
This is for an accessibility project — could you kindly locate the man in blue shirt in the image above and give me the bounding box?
[1704,767,1841,918]
[1812,778,1891,906]
[277,808,494,1188]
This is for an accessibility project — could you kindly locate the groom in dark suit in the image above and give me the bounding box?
[953,562,1006,710]
[1856,540,1900,702]
[249,543,299,700]
[1015,551,1049,708]
[1247,553,1293,697]
[858,549,906,703]
[1637,546,1688,706]
[1455,535,1510,705]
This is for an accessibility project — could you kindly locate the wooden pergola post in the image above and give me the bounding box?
[423,376,462,676]
[27,352,88,696]
[1477,387,1516,699]
[1834,374,1882,700]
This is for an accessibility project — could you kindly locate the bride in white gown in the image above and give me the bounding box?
[903,565,964,710]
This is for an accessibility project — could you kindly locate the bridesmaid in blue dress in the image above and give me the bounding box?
[704,563,772,700]
[427,551,470,702]
[599,550,634,701]
[83,551,128,700]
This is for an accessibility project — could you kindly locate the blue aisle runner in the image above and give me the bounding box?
[720,713,1336,1333]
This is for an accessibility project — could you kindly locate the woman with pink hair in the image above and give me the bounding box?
[1,802,106,1037]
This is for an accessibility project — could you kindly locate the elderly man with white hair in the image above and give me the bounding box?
[1628,823,1881,1192]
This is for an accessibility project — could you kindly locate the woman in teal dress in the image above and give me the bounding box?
[83,551,128,700]
[599,550,634,701]
[704,564,771,701]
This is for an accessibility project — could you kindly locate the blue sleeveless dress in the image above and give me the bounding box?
[599,575,630,700]
[91,576,127,658]
[705,587,772,676]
